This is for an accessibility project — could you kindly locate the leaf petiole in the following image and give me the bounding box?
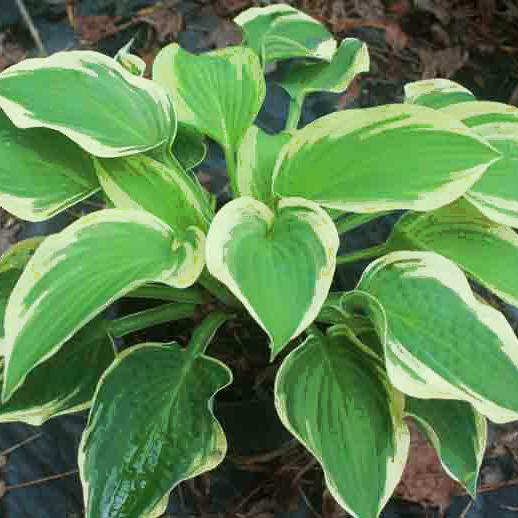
[108,303,197,338]
[336,243,388,265]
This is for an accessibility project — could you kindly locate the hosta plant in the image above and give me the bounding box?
[0,4,518,517]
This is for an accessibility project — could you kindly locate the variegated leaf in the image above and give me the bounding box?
[80,343,232,518]
[404,79,476,109]
[0,111,99,221]
[350,251,518,423]
[0,51,174,157]
[273,104,499,212]
[405,397,486,496]
[275,328,410,517]
[0,317,115,425]
[234,4,336,64]
[388,198,518,307]
[277,38,369,101]
[153,44,265,153]
[95,153,212,233]
[439,102,518,227]
[206,197,338,357]
[2,209,204,400]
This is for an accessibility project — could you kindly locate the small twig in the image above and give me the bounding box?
[14,0,47,56]
[0,433,42,456]
[6,469,78,491]
[232,484,264,514]
[297,486,322,518]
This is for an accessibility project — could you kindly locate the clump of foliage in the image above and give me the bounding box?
[0,4,517,517]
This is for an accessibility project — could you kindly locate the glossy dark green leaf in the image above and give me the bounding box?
[80,343,232,518]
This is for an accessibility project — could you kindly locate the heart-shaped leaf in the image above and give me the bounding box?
[388,198,518,307]
[277,38,369,101]
[405,397,486,496]
[80,343,232,518]
[273,104,499,212]
[95,153,212,233]
[153,44,265,153]
[275,327,410,517]
[404,79,476,109]
[0,51,174,157]
[236,125,292,206]
[2,209,205,400]
[234,4,336,64]
[350,251,518,423]
[0,317,115,425]
[206,197,339,357]
[0,111,99,221]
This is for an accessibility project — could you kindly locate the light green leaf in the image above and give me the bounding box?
[275,328,410,517]
[2,209,205,400]
[273,104,499,212]
[234,4,336,64]
[405,397,486,496]
[352,251,518,423]
[115,39,146,77]
[172,123,207,171]
[404,79,476,109]
[236,125,292,206]
[0,50,174,157]
[277,38,369,101]
[95,153,212,233]
[153,44,265,152]
[0,317,115,426]
[206,197,338,357]
[79,343,232,518]
[388,199,518,307]
[0,111,99,221]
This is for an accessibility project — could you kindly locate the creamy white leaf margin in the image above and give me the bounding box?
[274,330,410,518]
[0,51,173,157]
[2,209,203,399]
[205,196,339,346]
[406,404,487,496]
[404,79,475,104]
[272,104,499,212]
[348,251,518,424]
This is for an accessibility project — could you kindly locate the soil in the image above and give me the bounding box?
[1,0,518,517]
